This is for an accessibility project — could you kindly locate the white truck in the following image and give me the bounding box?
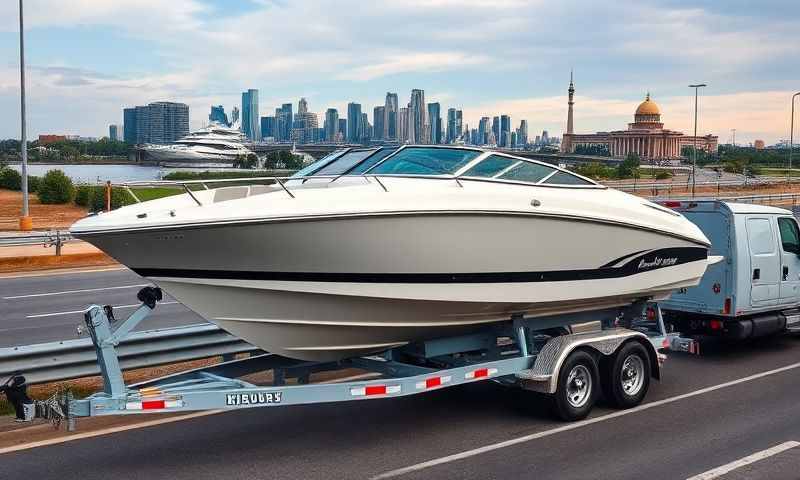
[659,200,800,339]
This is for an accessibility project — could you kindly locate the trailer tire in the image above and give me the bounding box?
[603,341,650,409]
[552,349,598,421]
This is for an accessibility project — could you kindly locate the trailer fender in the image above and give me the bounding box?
[516,329,658,394]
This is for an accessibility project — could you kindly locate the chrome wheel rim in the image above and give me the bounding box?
[566,364,592,408]
[620,355,645,396]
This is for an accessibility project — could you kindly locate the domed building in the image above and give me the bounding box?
[561,78,717,164]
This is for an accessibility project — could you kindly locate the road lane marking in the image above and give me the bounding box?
[26,301,179,318]
[373,361,800,479]
[0,410,225,455]
[4,284,149,300]
[686,441,800,480]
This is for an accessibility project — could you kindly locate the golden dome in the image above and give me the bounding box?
[635,93,661,116]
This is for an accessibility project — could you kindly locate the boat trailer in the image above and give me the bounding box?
[34,287,695,429]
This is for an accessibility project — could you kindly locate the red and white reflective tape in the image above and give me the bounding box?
[464,367,498,380]
[125,399,184,410]
[350,385,401,397]
[416,375,452,390]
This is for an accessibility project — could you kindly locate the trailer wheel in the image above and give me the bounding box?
[603,341,650,409]
[552,350,598,421]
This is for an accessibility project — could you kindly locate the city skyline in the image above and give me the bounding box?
[0,1,798,144]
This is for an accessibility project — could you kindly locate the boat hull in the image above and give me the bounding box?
[77,212,708,360]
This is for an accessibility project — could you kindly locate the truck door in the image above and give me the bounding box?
[777,216,800,302]
[746,216,780,308]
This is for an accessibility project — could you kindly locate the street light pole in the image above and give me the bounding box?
[18,0,31,231]
[689,83,707,198]
[791,92,800,183]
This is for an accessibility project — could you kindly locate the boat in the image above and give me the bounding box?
[140,123,254,163]
[70,146,713,361]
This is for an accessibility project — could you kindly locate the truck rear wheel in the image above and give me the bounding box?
[603,341,650,409]
[552,350,598,421]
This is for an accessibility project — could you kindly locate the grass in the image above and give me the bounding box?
[129,186,184,201]
[758,168,800,177]
[162,169,293,181]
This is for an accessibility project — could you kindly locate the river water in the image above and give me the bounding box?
[8,163,241,184]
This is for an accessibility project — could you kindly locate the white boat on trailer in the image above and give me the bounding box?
[70,145,714,361]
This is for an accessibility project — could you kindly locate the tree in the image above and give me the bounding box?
[617,152,640,178]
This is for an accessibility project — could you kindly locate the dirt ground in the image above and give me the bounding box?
[0,189,89,231]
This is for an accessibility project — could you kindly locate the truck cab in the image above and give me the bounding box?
[659,201,800,339]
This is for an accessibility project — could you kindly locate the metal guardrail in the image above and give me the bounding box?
[0,231,74,255]
[0,323,260,385]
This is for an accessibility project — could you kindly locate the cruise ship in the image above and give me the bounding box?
[141,124,254,164]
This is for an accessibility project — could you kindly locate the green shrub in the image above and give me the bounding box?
[0,167,22,190]
[27,175,41,193]
[37,170,75,204]
[79,185,135,212]
[654,170,672,180]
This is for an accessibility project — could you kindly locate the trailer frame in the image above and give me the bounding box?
[40,287,689,429]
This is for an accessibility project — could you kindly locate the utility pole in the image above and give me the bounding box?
[18,0,31,231]
[791,92,800,183]
[689,83,707,198]
[731,129,736,148]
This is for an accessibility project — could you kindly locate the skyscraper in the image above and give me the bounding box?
[492,117,500,146]
[409,89,426,144]
[373,106,385,140]
[384,93,398,141]
[108,124,119,142]
[500,115,511,148]
[275,103,293,142]
[398,107,409,143]
[347,102,361,143]
[291,98,319,144]
[446,108,456,144]
[517,120,528,147]
[241,89,260,141]
[123,108,137,143]
[427,103,441,144]
[478,117,490,145]
[123,101,189,144]
[260,116,276,140]
[338,119,347,140]
[455,110,463,140]
[209,105,229,126]
[324,108,339,142]
[298,97,308,115]
[360,112,370,142]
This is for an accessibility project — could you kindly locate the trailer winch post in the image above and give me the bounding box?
[83,287,162,397]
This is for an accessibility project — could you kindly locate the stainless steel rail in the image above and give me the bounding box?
[0,323,260,385]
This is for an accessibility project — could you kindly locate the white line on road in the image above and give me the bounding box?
[26,301,179,318]
[373,361,800,479]
[686,441,800,480]
[4,284,149,300]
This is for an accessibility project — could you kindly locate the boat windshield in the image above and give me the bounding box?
[290,150,347,178]
[461,154,595,186]
[369,147,481,175]
[313,148,380,176]
[349,147,398,174]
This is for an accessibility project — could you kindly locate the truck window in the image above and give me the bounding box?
[746,218,774,255]
[778,217,800,253]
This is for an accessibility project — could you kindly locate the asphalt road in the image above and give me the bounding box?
[3,331,800,479]
[0,268,207,347]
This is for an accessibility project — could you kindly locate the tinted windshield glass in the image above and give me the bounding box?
[313,149,378,176]
[497,161,556,183]
[290,150,345,178]
[461,155,517,178]
[370,148,481,175]
[543,171,594,185]
[351,148,398,174]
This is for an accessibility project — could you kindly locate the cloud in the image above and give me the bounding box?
[0,0,797,142]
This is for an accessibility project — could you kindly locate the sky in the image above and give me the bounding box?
[0,0,798,144]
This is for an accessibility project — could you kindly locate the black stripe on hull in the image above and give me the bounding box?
[134,247,707,284]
